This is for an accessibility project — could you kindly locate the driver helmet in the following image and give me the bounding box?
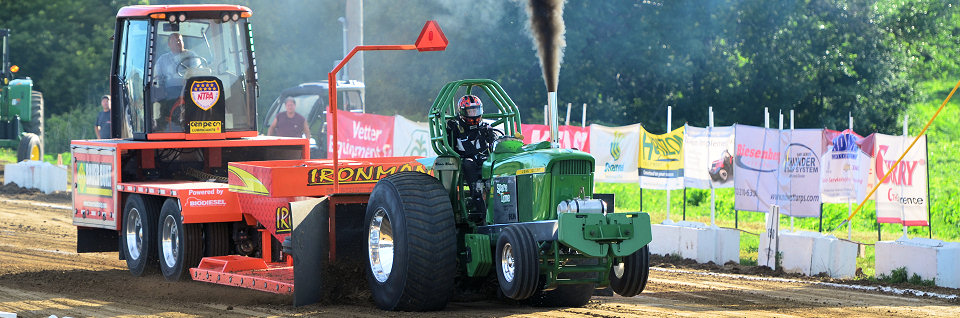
[458,95,483,127]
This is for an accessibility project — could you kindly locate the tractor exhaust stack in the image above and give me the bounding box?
[547,91,559,146]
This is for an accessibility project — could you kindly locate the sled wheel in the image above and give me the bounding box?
[122,194,160,276]
[496,225,539,300]
[365,172,456,311]
[203,223,231,256]
[610,245,650,297]
[158,198,203,281]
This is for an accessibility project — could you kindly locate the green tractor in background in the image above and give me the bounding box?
[362,79,652,311]
[0,28,44,162]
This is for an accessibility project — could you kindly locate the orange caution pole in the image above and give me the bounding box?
[326,21,447,193]
[832,79,960,232]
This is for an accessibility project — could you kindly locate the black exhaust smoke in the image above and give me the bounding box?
[524,0,566,92]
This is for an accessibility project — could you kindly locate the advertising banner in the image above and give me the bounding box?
[590,124,641,183]
[393,115,436,157]
[872,133,929,226]
[639,126,685,190]
[683,125,735,189]
[774,129,823,217]
[820,129,872,204]
[521,124,590,152]
[733,125,782,213]
[327,111,395,159]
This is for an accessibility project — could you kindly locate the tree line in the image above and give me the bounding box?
[1,0,956,139]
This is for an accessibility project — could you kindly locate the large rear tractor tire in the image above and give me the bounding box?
[25,91,44,136]
[16,133,42,162]
[122,194,160,276]
[364,172,457,311]
[523,258,597,307]
[496,225,539,301]
[158,198,203,281]
[610,245,650,297]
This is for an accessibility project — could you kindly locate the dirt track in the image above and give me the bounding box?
[0,190,958,317]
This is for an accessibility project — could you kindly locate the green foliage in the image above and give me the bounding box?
[878,267,909,284]
[45,106,99,154]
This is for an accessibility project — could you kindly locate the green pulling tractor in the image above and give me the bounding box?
[363,79,652,311]
[0,29,44,162]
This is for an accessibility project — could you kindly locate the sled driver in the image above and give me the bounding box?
[446,95,499,223]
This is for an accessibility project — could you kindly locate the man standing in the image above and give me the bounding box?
[95,95,112,139]
[267,97,310,139]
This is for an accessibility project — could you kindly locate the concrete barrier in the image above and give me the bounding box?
[759,230,857,278]
[3,160,68,194]
[875,238,960,288]
[651,221,739,265]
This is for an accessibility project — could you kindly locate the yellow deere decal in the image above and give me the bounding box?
[228,166,269,195]
[516,167,546,175]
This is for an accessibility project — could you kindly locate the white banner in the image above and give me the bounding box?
[733,125,782,213]
[392,115,436,157]
[820,130,872,204]
[873,133,929,226]
[590,124,640,183]
[774,129,823,217]
[683,125,735,189]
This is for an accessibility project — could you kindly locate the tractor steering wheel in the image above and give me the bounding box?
[176,55,208,77]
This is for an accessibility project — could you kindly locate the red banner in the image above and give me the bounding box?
[327,112,395,159]
[521,124,590,152]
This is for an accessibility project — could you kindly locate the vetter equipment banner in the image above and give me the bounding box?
[639,126,685,190]
[774,129,823,217]
[590,124,640,183]
[733,125,782,213]
[872,133,929,226]
[393,115,436,157]
[683,125,735,189]
[521,124,590,152]
[820,129,872,204]
[327,111,395,159]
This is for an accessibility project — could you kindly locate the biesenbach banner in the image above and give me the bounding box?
[733,125,782,213]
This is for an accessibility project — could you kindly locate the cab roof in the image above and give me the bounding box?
[117,5,252,18]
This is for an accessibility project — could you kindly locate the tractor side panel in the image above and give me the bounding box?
[72,145,118,230]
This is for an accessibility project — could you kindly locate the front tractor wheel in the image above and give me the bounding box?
[158,198,203,281]
[610,245,650,297]
[122,194,160,276]
[364,172,456,311]
[496,225,539,300]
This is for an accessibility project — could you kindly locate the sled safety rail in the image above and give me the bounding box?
[190,256,295,294]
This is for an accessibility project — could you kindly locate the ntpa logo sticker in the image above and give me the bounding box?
[190,80,220,111]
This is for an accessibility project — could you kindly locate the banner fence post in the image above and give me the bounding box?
[819,203,823,233]
[683,188,686,221]
[926,134,932,239]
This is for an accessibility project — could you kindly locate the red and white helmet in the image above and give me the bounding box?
[457,95,483,127]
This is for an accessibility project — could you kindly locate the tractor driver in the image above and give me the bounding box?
[154,33,200,102]
[153,32,200,131]
[446,95,498,223]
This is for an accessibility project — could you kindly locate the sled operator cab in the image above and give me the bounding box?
[109,5,258,140]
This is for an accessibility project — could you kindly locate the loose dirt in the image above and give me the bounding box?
[0,188,957,317]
